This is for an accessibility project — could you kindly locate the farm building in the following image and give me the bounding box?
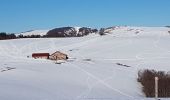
[32,53,50,59]
[49,51,68,60]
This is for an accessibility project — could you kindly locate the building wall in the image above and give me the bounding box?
[49,52,67,60]
[33,56,49,59]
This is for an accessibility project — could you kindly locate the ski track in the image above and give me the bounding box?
[70,63,135,99]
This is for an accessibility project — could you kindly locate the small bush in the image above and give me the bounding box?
[83,58,92,61]
[99,28,105,36]
[138,69,170,97]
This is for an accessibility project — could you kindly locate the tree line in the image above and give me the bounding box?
[0,32,45,40]
[0,32,16,40]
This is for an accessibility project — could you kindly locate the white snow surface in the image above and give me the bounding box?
[1,26,170,100]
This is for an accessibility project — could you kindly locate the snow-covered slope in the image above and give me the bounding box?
[0,26,170,100]
[16,30,49,36]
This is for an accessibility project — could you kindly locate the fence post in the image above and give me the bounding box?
[155,77,159,100]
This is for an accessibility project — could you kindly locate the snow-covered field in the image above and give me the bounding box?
[0,26,170,100]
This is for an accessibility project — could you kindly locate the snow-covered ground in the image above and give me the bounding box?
[0,26,170,100]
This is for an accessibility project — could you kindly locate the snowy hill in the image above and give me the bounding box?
[16,30,49,36]
[46,27,97,37]
[16,27,98,37]
[0,26,170,100]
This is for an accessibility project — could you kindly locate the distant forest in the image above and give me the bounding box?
[0,32,16,40]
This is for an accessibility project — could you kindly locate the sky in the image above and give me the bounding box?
[0,0,170,33]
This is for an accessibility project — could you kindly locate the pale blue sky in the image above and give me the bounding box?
[0,0,170,33]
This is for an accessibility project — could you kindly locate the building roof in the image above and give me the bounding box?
[50,51,67,56]
[32,53,50,57]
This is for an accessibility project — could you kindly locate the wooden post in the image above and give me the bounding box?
[155,77,159,100]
